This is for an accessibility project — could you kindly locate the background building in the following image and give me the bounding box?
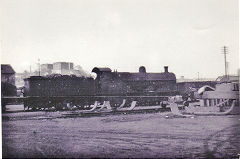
[41,64,53,76]
[216,75,239,83]
[52,62,73,75]
[1,64,15,85]
[1,64,17,96]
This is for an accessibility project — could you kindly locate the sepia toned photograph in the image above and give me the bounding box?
[1,0,239,158]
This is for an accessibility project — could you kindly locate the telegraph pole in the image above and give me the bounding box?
[222,46,228,78]
[38,59,41,76]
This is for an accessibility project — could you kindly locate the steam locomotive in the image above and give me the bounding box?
[23,66,178,110]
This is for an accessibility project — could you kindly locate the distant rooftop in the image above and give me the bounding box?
[177,78,217,83]
[216,75,239,83]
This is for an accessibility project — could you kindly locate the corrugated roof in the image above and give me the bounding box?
[1,64,15,74]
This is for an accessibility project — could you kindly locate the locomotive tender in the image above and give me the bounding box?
[24,66,178,110]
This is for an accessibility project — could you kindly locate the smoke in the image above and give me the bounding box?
[90,72,97,79]
[73,65,92,78]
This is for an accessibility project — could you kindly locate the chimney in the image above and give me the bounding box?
[164,66,168,73]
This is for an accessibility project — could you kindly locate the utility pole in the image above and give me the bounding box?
[226,62,229,76]
[222,46,228,78]
[38,59,41,76]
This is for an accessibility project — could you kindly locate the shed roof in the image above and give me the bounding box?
[198,85,215,95]
[1,64,15,74]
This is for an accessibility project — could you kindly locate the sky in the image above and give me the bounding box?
[0,0,239,79]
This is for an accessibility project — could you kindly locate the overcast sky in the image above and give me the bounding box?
[0,0,238,79]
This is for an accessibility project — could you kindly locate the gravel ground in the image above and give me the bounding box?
[2,106,240,158]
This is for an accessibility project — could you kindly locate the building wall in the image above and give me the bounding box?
[1,74,15,85]
[41,64,53,70]
[52,62,73,75]
[1,73,16,96]
[53,62,73,70]
[202,83,239,99]
[41,64,53,75]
